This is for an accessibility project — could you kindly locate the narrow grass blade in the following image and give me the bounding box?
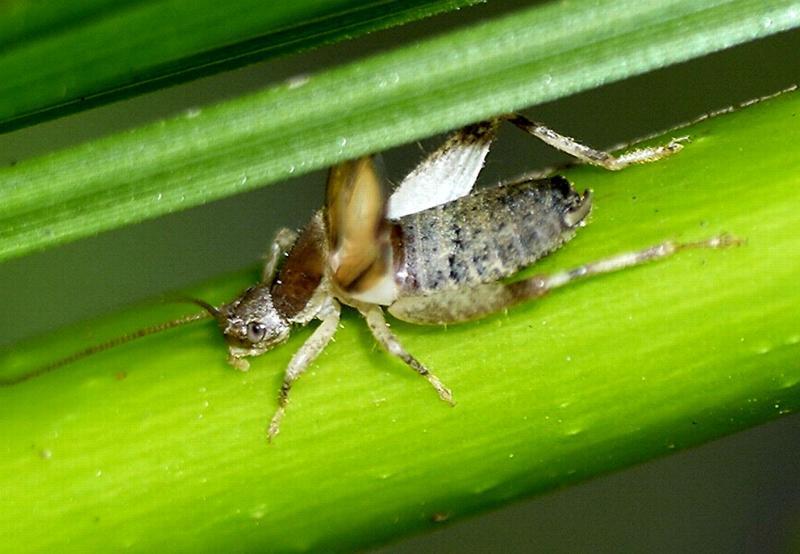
[0,0,484,130]
[1,0,798,263]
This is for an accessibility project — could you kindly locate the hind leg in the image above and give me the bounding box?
[389,235,742,325]
[504,114,686,170]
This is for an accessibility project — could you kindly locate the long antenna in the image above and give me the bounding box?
[0,310,212,387]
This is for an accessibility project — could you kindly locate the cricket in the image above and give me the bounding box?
[1,113,739,440]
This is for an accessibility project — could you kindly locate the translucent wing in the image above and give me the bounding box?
[386,120,498,219]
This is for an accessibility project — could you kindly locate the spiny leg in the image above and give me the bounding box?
[503,113,686,171]
[388,235,742,325]
[262,227,299,282]
[267,300,340,442]
[358,304,454,405]
[512,234,743,299]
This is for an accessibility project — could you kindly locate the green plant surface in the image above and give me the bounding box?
[0,0,484,130]
[1,87,798,553]
[1,0,799,263]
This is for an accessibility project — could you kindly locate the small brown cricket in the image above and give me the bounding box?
[1,114,739,441]
[192,114,737,440]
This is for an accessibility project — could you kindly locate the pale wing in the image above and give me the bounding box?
[386,120,498,219]
[325,156,386,289]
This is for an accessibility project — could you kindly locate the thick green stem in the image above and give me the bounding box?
[1,89,798,553]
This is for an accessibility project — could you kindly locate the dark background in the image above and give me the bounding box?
[1,1,799,551]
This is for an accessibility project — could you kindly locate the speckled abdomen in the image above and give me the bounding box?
[393,176,591,294]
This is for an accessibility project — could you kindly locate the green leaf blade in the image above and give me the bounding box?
[1,0,798,263]
[0,0,485,130]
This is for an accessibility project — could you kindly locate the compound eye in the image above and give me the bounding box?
[246,321,267,343]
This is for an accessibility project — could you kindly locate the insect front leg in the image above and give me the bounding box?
[504,114,686,170]
[267,299,341,442]
[262,227,299,282]
[357,304,454,405]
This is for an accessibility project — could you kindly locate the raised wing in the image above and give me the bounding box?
[386,120,499,219]
[325,156,387,290]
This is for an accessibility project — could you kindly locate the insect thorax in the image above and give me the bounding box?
[271,212,328,322]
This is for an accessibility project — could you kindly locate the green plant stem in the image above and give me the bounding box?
[1,0,798,263]
[1,88,798,553]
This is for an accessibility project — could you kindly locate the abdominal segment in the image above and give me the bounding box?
[392,176,591,295]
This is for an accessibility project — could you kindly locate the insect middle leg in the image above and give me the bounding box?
[267,299,341,442]
[388,235,742,325]
[504,114,686,170]
[357,304,454,405]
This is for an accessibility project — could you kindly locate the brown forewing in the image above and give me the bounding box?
[325,157,388,290]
